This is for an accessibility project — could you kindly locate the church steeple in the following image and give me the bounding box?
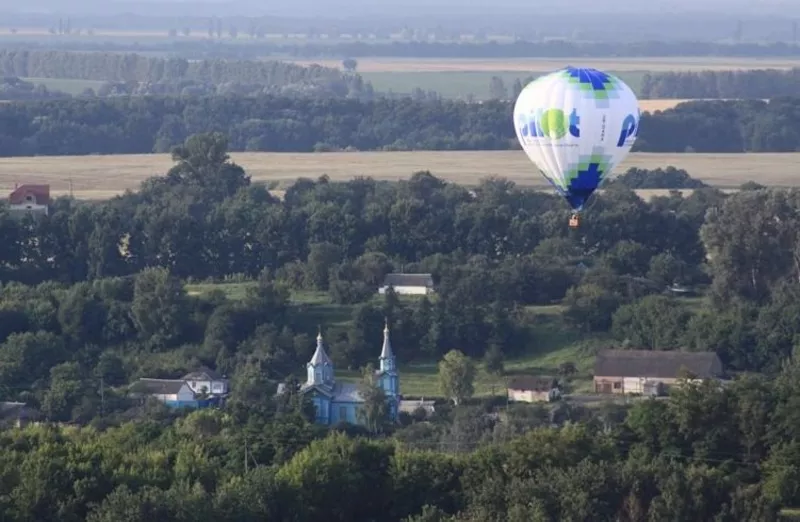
[379,318,396,372]
[307,327,334,387]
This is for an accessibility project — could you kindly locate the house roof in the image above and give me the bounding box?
[182,367,225,381]
[399,399,436,413]
[9,184,50,205]
[594,350,724,379]
[507,376,559,392]
[0,401,39,420]
[130,378,189,395]
[382,273,434,288]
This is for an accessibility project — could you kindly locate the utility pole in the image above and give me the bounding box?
[244,434,249,473]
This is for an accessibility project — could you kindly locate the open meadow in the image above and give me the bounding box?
[287,56,800,99]
[0,150,795,200]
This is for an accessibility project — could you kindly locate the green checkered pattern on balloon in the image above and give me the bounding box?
[563,148,615,188]
[557,67,624,109]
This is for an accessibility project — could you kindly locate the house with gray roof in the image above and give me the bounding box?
[379,273,434,295]
[593,349,725,396]
[128,367,229,408]
[296,321,400,426]
[0,401,41,428]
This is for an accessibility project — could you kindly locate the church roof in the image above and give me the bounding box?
[309,331,332,366]
[380,320,394,360]
[301,381,363,402]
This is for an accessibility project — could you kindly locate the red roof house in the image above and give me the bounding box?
[8,184,50,215]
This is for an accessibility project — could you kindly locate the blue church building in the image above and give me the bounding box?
[299,322,400,426]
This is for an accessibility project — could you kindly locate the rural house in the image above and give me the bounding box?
[593,349,724,396]
[129,368,230,408]
[8,184,50,217]
[0,401,41,428]
[378,273,434,295]
[507,376,562,403]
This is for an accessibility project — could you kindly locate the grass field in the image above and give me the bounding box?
[289,57,800,73]
[359,70,649,99]
[0,150,793,200]
[21,77,107,95]
[286,56,800,99]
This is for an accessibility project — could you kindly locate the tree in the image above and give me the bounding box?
[342,58,358,72]
[438,350,475,405]
[357,363,388,433]
[131,267,190,349]
[483,343,504,375]
[488,76,507,100]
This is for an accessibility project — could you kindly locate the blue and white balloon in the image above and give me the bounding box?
[513,66,640,212]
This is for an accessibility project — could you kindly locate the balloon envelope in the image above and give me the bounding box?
[513,66,640,211]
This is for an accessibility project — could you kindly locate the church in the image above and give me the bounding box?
[299,321,400,426]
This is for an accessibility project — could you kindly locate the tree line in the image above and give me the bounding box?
[3,95,800,155]
[0,50,371,99]
[4,133,800,519]
[3,38,800,60]
[640,68,800,98]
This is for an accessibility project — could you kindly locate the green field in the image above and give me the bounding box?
[186,281,613,398]
[22,77,107,95]
[360,70,647,99]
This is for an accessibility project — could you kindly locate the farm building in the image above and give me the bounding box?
[8,184,49,217]
[507,376,561,403]
[378,273,434,295]
[129,368,229,408]
[593,349,724,396]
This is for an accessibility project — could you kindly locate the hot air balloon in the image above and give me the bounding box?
[513,66,640,228]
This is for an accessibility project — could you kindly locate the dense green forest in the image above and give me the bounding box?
[3,132,800,519]
[0,95,797,155]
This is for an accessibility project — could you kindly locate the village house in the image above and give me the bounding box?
[378,273,434,295]
[507,376,562,403]
[593,349,725,396]
[0,401,41,428]
[8,184,50,217]
[398,397,436,417]
[129,367,229,408]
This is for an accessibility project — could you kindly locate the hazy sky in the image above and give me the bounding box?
[2,0,798,17]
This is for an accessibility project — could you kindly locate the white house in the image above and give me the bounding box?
[378,273,434,295]
[9,184,50,217]
[129,368,230,408]
[182,368,229,396]
[130,379,196,403]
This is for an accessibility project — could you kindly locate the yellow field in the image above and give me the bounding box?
[286,57,800,73]
[0,151,793,200]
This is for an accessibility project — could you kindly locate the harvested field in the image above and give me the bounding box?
[0,151,794,200]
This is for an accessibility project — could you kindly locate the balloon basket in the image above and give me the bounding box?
[569,214,580,229]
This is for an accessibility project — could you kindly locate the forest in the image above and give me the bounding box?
[0,95,799,155]
[0,50,370,99]
[4,50,800,103]
[3,132,800,520]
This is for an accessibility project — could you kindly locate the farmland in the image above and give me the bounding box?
[1,150,794,200]
[288,56,800,98]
